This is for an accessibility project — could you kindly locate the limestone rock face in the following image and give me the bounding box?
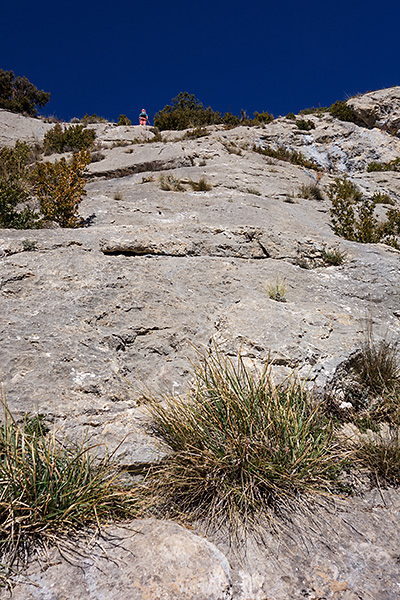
[5,520,233,600]
[0,109,52,146]
[0,90,400,599]
[347,86,400,134]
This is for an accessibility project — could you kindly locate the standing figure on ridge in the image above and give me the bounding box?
[139,108,149,125]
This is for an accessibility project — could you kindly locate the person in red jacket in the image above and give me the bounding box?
[139,108,149,125]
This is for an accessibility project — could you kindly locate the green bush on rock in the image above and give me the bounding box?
[44,124,96,154]
[33,149,91,227]
[0,142,40,229]
[329,177,400,248]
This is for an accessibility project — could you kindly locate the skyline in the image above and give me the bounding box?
[1,0,399,124]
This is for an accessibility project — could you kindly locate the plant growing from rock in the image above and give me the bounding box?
[247,188,261,196]
[265,276,287,302]
[159,174,184,191]
[352,328,399,398]
[298,183,324,200]
[355,426,400,485]
[117,114,131,126]
[296,119,315,131]
[184,127,208,139]
[328,100,358,123]
[367,158,400,172]
[188,177,212,192]
[154,92,222,131]
[0,392,137,574]
[33,149,91,227]
[253,144,320,171]
[253,110,274,125]
[321,246,347,266]
[329,177,400,247]
[44,124,96,154]
[81,113,107,125]
[0,142,39,229]
[142,348,344,530]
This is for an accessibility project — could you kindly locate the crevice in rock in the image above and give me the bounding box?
[87,157,195,180]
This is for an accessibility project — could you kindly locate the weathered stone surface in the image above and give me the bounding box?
[347,86,400,134]
[0,109,53,147]
[3,490,400,600]
[4,520,233,600]
[0,92,400,599]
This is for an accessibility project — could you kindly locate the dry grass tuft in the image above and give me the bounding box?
[141,348,345,531]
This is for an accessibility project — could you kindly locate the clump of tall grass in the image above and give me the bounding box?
[356,426,400,485]
[321,246,347,266]
[142,348,345,530]
[265,276,287,302]
[0,391,137,572]
[351,326,399,397]
[298,183,324,200]
[188,177,212,192]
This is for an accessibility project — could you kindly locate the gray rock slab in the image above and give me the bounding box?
[0,109,52,147]
[4,489,400,600]
[348,86,400,132]
[4,519,233,600]
[0,95,400,599]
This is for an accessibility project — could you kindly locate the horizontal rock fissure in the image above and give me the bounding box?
[101,249,269,259]
[87,157,194,180]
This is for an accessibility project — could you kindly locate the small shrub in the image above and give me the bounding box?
[329,176,400,247]
[296,119,315,131]
[0,395,136,570]
[117,114,131,126]
[371,192,395,205]
[44,124,96,154]
[254,144,320,171]
[221,139,242,155]
[114,191,123,200]
[141,176,154,184]
[266,276,287,302]
[154,92,223,130]
[299,106,327,116]
[142,348,344,529]
[367,158,400,172]
[159,174,184,191]
[0,142,39,229]
[149,127,163,142]
[33,149,91,227]
[328,100,358,123]
[253,111,274,125]
[22,239,38,252]
[286,112,296,120]
[90,151,105,163]
[298,183,324,200]
[222,112,241,127]
[81,113,107,125]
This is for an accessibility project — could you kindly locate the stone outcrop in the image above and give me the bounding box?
[347,86,400,134]
[0,92,400,598]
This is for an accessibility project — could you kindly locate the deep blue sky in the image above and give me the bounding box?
[2,0,399,124]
